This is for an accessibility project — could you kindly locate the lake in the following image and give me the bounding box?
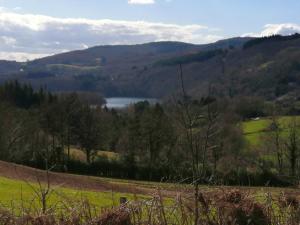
[105,97,158,109]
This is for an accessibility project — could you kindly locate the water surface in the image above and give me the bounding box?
[105,97,158,109]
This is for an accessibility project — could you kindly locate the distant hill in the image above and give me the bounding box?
[2,35,300,100]
[0,60,22,74]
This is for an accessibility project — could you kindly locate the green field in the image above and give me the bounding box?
[242,116,300,146]
[0,176,147,213]
[0,175,297,214]
[46,64,102,74]
[0,162,299,223]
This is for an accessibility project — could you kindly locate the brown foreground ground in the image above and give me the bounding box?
[1,161,300,225]
[0,160,300,199]
[0,160,155,195]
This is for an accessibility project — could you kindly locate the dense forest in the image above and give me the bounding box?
[1,80,299,187]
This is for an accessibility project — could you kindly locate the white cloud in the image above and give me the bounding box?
[0,51,49,61]
[261,24,300,36]
[128,0,155,4]
[1,36,17,45]
[0,8,222,61]
[13,7,22,11]
[243,23,300,37]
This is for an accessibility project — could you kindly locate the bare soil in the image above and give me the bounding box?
[1,160,299,198]
[0,160,154,195]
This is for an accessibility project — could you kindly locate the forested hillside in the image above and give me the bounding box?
[1,34,300,100]
[0,38,251,97]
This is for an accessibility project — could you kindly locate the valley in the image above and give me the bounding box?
[2,0,300,224]
[1,29,300,225]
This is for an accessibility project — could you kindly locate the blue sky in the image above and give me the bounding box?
[0,0,300,61]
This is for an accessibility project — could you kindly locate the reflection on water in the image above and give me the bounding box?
[105,97,158,109]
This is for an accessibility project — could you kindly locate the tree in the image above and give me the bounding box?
[285,118,299,177]
[75,105,104,164]
[0,104,30,161]
[270,113,284,174]
[174,64,220,225]
[140,103,175,179]
[108,108,126,151]
[38,99,64,168]
[174,78,202,225]
[234,97,266,120]
[58,93,82,162]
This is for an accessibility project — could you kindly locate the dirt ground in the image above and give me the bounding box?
[0,160,156,195]
[0,160,299,198]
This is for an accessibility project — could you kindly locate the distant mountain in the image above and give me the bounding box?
[0,60,22,74]
[0,37,251,96]
[2,35,300,100]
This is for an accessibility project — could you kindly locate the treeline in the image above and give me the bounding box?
[243,33,300,49]
[0,80,57,108]
[0,81,299,186]
[0,81,106,166]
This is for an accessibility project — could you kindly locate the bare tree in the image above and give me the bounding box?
[76,105,104,163]
[174,64,220,225]
[18,145,57,214]
[270,113,284,174]
[285,118,299,177]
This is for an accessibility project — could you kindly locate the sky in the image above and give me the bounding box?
[1,0,300,61]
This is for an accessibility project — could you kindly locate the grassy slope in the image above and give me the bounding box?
[1,174,299,212]
[0,176,146,211]
[0,160,299,212]
[242,116,300,146]
[0,160,159,211]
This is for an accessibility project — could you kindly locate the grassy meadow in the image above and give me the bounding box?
[0,169,297,209]
[0,174,299,225]
[242,116,300,146]
[0,176,148,213]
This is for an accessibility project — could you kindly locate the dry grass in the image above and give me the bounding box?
[67,147,119,162]
[1,160,300,224]
[0,188,299,225]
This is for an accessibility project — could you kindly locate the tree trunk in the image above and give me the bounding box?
[194,182,199,225]
[67,128,71,162]
[86,149,91,164]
